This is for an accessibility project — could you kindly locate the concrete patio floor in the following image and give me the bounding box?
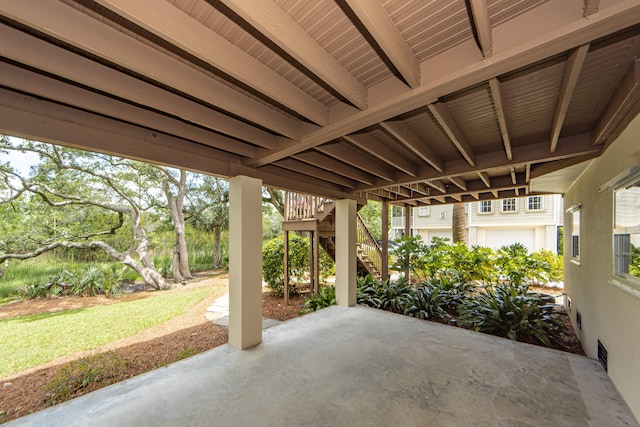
[8,306,638,427]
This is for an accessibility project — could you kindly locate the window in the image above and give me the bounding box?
[501,198,517,212]
[567,205,580,261]
[527,196,543,211]
[479,200,492,213]
[614,179,640,281]
[418,206,430,216]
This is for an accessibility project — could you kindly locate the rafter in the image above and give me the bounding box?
[344,134,418,177]
[293,152,375,185]
[354,133,599,192]
[93,0,328,126]
[243,1,640,167]
[478,172,491,187]
[428,103,476,166]
[584,0,600,16]
[433,196,446,204]
[273,159,357,188]
[344,0,419,89]
[0,6,305,140]
[0,88,355,200]
[219,0,367,110]
[525,164,531,183]
[488,78,512,161]
[469,0,492,58]
[449,177,467,191]
[450,194,462,202]
[550,44,589,153]
[316,143,396,182]
[425,180,447,193]
[491,189,499,198]
[593,59,640,146]
[0,61,258,158]
[0,24,281,149]
[380,121,444,172]
[510,167,517,185]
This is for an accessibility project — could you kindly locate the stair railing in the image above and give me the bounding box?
[284,191,329,221]
[356,214,382,276]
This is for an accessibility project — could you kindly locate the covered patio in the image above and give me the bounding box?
[2,0,640,422]
[7,306,638,426]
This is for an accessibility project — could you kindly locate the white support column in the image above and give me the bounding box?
[228,175,262,350]
[335,199,357,307]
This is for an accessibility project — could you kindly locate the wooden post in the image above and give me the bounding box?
[313,230,320,292]
[381,200,389,280]
[309,231,315,293]
[284,230,289,306]
[404,203,411,283]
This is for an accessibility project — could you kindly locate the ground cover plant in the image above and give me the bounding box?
[357,238,569,350]
[0,286,217,378]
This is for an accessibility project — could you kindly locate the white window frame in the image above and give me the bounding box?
[567,204,581,264]
[418,206,430,216]
[526,196,544,211]
[501,198,517,213]
[609,169,640,295]
[478,200,492,214]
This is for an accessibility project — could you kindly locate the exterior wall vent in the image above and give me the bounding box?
[576,310,582,330]
[598,340,608,372]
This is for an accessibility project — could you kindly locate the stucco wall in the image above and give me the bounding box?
[563,114,640,420]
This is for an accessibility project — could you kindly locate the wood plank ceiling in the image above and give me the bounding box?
[1,0,640,206]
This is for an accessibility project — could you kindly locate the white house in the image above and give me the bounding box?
[392,194,563,253]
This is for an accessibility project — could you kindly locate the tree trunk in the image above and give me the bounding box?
[452,203,468,245]
[213,224,222,269]
[162,171,192,282]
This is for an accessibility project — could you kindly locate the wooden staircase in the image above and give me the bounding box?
[282,192,382,283]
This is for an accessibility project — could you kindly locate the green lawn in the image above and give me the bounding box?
[0,286,219,378]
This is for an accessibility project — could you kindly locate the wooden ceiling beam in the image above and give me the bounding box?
[488,78,512,161]
[344,134,419,177]
[0,2,303,139]
[593,59,640,146]
[449,176,467,191]
[0,87,355,200]
[273,159,357,188]
[243,1,640,166]
[478,171,491,188]
[316,143,396,182]
[584,0,600,16]
[0,61,258,158]
[380,121,444,172]
[425,180,447,193]
[525,164,531,183]
[550,44,589,153]
[0,24,280,149]
[344,0,420,89]
[94,0,328,126]
[510,167,517,185]
[219,0,367,110]
[469,0,492,58]
[356,133,599,192]
[293,152,375,185]
[428,103,476,166]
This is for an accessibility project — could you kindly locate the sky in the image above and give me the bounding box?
[2,137,39,176]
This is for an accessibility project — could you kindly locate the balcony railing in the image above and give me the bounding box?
[357,214,382,275]
[284,192,328,221]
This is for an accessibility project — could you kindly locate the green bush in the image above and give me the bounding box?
[457,283,565,347]
[262,235,334,296]
[300,285,336,314]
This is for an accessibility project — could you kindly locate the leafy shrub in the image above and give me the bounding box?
[495,243,550,286]
[356,275,382,308]
[19,283,48,299]
[419,270,475,311]
[300,285,336,314]
[45,351,128,406]
[262,235,334,296]
[457,283,565,347]
[531,250,563,282]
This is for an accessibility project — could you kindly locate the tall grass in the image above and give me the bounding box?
[0,257,140,303]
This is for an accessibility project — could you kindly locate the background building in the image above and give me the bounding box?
[392,194,563,253]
